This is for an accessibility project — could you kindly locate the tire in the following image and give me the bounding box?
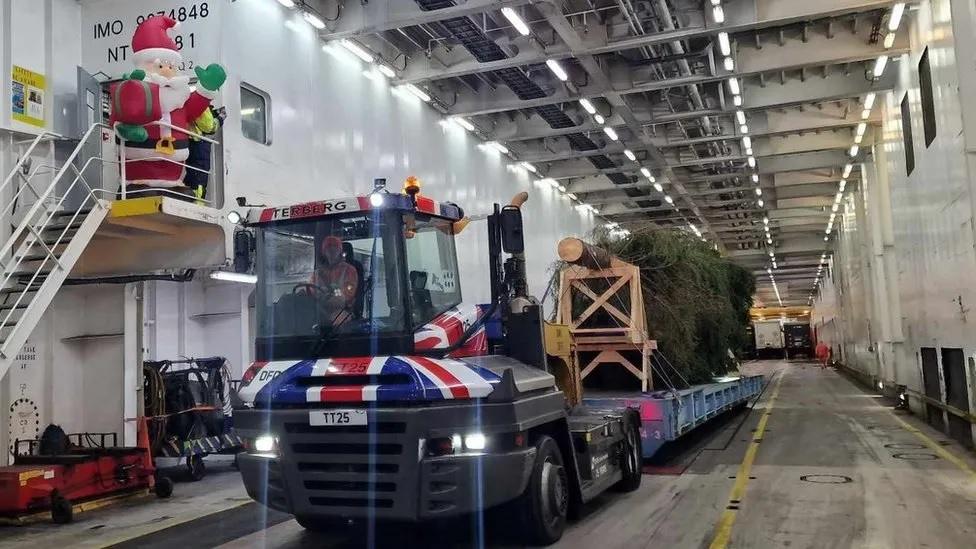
[51,495,73,524]
[187,454,206,481]
[613,413,643,492]
[515,435,569,546]
[155,475,174,498]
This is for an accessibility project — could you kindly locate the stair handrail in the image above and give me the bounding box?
[116,120,220,202]
[0,123,108,266]
[0,130,62,209]
[0,154,108,338]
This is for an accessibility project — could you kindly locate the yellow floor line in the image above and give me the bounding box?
[708,371,785,549]
[93,499,252,549]
[889,412,976,480]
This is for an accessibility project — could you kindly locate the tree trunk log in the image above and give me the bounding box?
[558,237,613,269]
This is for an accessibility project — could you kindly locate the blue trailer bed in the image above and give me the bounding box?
[582,374,765,458]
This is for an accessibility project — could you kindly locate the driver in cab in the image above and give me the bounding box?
[310,236,359,326]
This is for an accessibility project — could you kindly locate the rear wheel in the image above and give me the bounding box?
[187,454,207,481]
[51,494,73,524]
[516,435,569,546]
[155,475,174,498]
[613,412,643,492]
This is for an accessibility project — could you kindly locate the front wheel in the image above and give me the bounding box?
[516,435,569,546]
[613,412,643,492]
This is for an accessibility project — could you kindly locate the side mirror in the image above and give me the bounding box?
[500,205,525,254]
[236,196,247,207]
[233,230,255,273]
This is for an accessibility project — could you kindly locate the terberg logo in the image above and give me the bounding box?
[274,200,349,220]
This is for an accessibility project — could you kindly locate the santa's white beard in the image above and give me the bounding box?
[145,72,192,112]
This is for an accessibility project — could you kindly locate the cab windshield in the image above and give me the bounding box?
[254,209,462,359]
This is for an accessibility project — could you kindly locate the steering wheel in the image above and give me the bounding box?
[292,283,331,296]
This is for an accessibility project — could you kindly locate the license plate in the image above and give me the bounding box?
[309,409,367,426]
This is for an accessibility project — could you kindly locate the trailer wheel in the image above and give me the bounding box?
[516,435,568,545]
[155,475,174,498]
[187,454,206,481]
[51,495,73,524]
[613,414,643,492]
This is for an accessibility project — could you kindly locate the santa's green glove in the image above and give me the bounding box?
[122,69,146,81]
[194,64,226,92]
[115,123,148,143]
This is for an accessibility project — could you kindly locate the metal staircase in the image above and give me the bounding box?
[0,124,112,381]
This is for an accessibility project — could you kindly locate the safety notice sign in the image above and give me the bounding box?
[11,65,45,128]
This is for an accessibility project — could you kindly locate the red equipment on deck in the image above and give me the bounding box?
[0,421,171,524]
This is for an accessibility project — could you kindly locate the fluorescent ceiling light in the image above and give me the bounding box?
[728,77,740,95]
[873,55,889,78]
[884,33,896,49]
[545,178,559,189]
[736,110,746,125]
[653,182,664,192]
[402,84,431,102]
[740,124,749,134]
[594,114,606,124]
[603,127,619,141]
[835,192,843,203]
[624,149,637,161]
[377,64,396,78]
[843,164,853,178]
[277,0,295,7]
[501,7,531,36]
[724,57,734,71]
[747,156,756,168]
[521,162,537,173]
[340,40,374,63]
[864,92,877,110]
[752,174,759,183]
[664,195,674,204]
[767,238,773,244]
[758,199,764,207]
[742,136,752,149]
[746,147,753,156]
[487,141,509,154]
[568,193,578,200]
[546,59,569,81]
[450,117,475,131]
[558,184,567,192]
[718,32,731,56]
[362,68,381,81]
[839,180,847,192]
[303,10,326,29]
[849,144,860,157]
[755,188,762,196]
[856,122,867,137]
[210,271,257,284]
[579,98,596,114]
[889,3,906,32]
[640,167,651,178]
[713,6,725,24]
[862,109,871,120]
[733,95,743,106]
[832,203,839,213]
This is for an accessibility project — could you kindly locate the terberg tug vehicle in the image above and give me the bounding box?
[233,179,643,544]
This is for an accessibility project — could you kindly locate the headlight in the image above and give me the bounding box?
[464,433,487,451]
[253,435,277,456]
[227,210,242,224]
[369,192,384,207]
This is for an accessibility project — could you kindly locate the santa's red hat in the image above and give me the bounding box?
[131,16,183,66]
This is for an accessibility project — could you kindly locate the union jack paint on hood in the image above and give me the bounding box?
[239,355,502,407]
[414,303,489,358]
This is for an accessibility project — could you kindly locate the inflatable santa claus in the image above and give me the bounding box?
[109,16,226,193]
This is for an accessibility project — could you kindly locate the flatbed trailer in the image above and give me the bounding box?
[583,375,764,458]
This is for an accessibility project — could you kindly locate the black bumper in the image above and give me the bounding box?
[234,397,563,521]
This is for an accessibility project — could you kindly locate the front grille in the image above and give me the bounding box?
[291,442,403,455]
[309,496,394,508]
[279,415,414,515]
